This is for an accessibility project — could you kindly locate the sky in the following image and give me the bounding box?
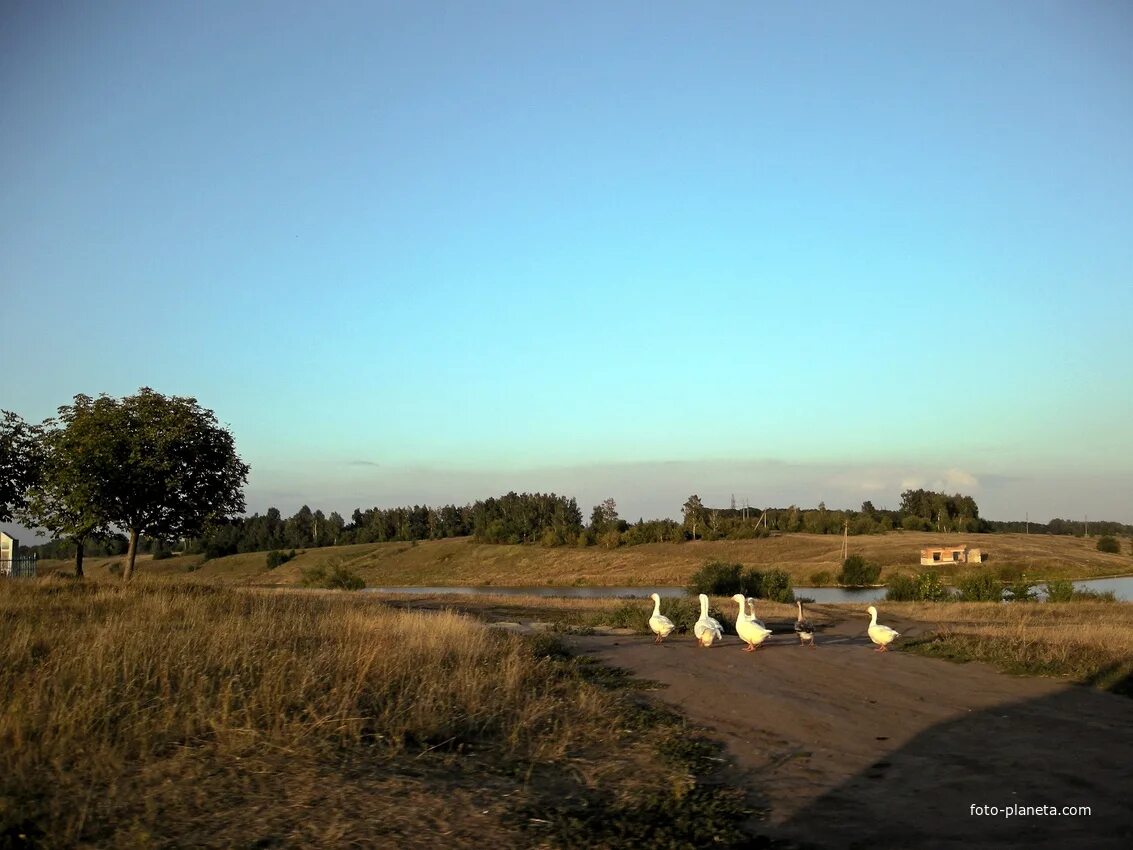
[2,0,1131,539]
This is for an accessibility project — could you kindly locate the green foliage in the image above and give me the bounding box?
[39,389,249,580]
[686,561,743,596]
[1044,579,1074,603]
[1004,577,1036,602]
[265,549,296,569]
[901,515,930,531]
[885,574,918,602]
[809,570,833,586]
[759,568,794,603]
[886,571,949,602]
[1,411,44,523]
[300,561,365,590]
[839,554,881,586]
[958,571,1003,602]
[470,492,583,545]
[915,570,949,601]
[1096,535,1120,554]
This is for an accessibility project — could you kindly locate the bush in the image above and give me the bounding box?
[885,574,918,602]
[958,571,1002,602]
[300,562,365,591]
[1044,579,1074,603]
[687,561,744,596]
[901,516,930,531]
[1004,577,1036,602]
[151,550,172,561]
[808,570,833,587]
[760,568,794,603]
[265,549,296,569]
[915,570,949,601]
[839,555,881,586]
[886,571,949,602]
[1096,535,1120,554]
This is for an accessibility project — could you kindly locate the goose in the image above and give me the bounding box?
[648,592,676,644]
[745,597,767,629]
[694,593,724,648]
[794,600,816,648]
[731,593,773,652]
[867,605,900,652]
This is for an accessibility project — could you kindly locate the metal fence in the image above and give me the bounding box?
[0,556,37,578]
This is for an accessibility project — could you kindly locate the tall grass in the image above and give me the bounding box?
[0,580,750,848]
[889,601,1133,696]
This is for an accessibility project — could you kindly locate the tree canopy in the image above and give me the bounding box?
[0,411,43,523]
[41,389,249,579]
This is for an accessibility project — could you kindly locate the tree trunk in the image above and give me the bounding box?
[74,539,84,579]
[123,527,140,580]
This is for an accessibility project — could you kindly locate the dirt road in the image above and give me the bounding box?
[564,608,1133,849]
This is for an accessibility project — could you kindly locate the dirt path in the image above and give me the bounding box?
[563,608,1133,849]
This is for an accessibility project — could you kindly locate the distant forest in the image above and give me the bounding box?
[22,488,1133,560]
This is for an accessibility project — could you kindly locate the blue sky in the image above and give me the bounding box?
[2,0,1131,533]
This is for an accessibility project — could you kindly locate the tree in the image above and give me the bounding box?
[54,389,249,580]
[1,411,44,523]
[682,495,706,541]
[19,418,109,578]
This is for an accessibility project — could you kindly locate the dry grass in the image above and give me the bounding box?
[39,531,1131,588]
[0,579,752,849]
[882,601,1133,695]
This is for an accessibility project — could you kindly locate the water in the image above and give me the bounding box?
[364,585,687,599]
[364,575,1133,602]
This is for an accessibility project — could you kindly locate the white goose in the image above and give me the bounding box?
[745,597,767,629]
[867,605,900,652]
[648,592,676,644]
[694,593,724,648]
[794,600,816,648]
[731,593,773,652]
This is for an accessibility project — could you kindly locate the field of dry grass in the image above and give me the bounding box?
[37,531,1133,588]
[0,579,752,848]
[880,600,1133,694]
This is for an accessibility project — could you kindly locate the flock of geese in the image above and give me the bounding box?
[648,592,901,652]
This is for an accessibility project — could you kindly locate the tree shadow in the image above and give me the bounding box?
[773,668,1133,849]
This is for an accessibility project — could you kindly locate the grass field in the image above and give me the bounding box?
[38,531,1133,588]
[0,579,754,849]
[888,600,1133,696]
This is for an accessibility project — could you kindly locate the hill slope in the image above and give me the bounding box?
[36,531,1132,586]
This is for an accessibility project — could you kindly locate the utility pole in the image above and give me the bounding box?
[1026,512,1029,534]
[840,519,849,562]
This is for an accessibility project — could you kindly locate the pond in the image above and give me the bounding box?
[364,575,1133,602]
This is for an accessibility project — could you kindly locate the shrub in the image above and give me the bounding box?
[808,570,833,587]
[901,516,930,531]
[885,574,918,602]
[740,568,763,599]
[1096,535,1120,554]
[760,568,794,603]
[300,562,365,591]
[839,555,881,586]
[1004,577,1036,602]
[540,529,564,547]
[151,550,172,561]
[687,561,744,596]
[1044,579,1074,603]
[915,570,949,601]
[958,571,1002,602]
[576,529,594,547]
[265,549,296,569]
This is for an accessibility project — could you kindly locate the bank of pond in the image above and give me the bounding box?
[365,574,1133,603]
